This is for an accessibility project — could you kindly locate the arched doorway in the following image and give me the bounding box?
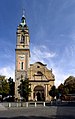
[34,86,45,101]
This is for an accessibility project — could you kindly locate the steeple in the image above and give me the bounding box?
[20,15,26,27]
[15,12,30,99]
[19,10,26,27]
[16,11,30,50]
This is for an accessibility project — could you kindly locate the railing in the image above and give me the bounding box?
[1,101,46,108]
[1,100,75,108]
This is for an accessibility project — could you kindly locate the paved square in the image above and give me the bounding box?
[0,106,75,119]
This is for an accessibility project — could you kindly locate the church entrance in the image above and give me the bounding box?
[34,86,45,101]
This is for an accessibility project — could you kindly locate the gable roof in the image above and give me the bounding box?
[30,61,47,66]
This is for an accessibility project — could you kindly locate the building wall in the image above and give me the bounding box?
[15,16,55,101]
[28,62,55,101]
[15,15,30,99]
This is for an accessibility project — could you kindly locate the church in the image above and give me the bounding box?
[15,14,55,101]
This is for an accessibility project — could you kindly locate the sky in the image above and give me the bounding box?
[0,0,75,86]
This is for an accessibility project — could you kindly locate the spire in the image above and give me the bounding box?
[22,9,25,18]
[20,9,26,27]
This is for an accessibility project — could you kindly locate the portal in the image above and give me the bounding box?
[34,86,45,101]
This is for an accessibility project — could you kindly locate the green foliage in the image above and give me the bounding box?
[8,77,15,97]
[18,78,31,101]
[53,75,75,99]
[57,83,69,97]
[49,85,57,99]
[64,76,75,94]
[0,75,5,81]
[0,75,10,98]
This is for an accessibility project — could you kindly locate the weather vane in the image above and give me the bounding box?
[22,9,25,16]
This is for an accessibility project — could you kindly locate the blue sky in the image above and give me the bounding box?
[0,0,75,86]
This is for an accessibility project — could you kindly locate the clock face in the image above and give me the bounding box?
[19,55,25,60]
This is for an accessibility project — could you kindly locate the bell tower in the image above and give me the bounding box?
[15,14,30,99]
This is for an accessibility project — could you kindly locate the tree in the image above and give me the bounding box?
[49,85,57,99]
[18,77,31,101]
[64,76,75,94]
[57,83,69,99]
[0,75,10,100]
[8,77,15,97]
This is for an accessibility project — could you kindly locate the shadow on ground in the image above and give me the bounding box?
[0,116,75,119]
[46,101,75,107]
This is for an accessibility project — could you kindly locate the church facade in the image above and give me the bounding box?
[15,15,55,101]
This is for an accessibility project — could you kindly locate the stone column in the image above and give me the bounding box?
[45,85,48,101]
[31,85,34,101]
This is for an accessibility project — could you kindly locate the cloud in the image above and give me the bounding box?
[52,67,70,87]
[30,43,75,87]
[0,66,15,80]
[0,42,75,87]
[30,44,56,64]
[30,44,67,87]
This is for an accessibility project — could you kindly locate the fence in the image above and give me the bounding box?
[1,101,46,108]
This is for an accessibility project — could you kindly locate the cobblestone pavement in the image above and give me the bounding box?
[0,106,75,119]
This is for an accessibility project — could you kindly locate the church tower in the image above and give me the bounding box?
[15,14,30,99]
[15,13,55,101]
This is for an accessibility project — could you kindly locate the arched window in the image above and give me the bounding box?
[37,71,43,75]
[20,62,24,70]
[21,35,25,43]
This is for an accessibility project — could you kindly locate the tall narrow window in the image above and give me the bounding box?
[21,35,25,43]
[21,62,24,70]
[25,36,27,44]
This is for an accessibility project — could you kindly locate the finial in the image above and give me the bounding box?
[19,9,26,27]
[22,9,25,18]
[23,9,25,15]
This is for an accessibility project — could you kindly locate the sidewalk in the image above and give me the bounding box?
[0,103,7,110]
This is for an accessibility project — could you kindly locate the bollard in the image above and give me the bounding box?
[8,103,11,107]
[44,102,45,107]
[26,102,28,107]
[16,103,18,107]
[51,100,52,105]
[35,102,37,107]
